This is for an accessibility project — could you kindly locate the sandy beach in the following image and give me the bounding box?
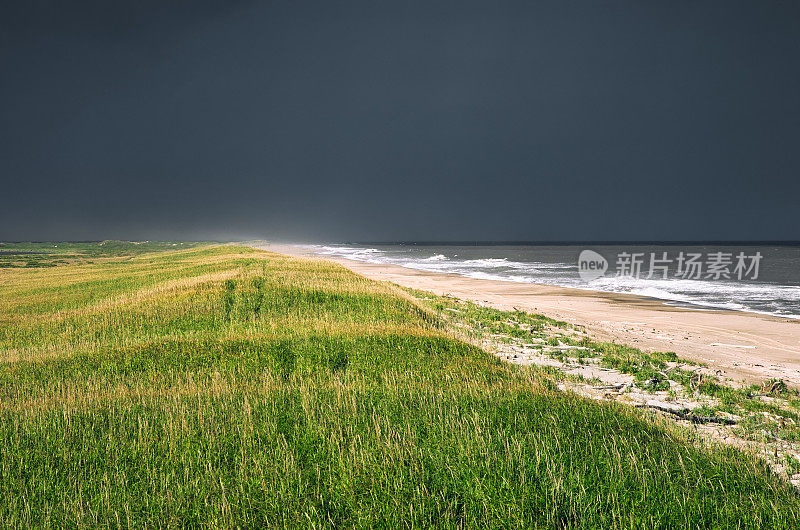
[255,242,800,387]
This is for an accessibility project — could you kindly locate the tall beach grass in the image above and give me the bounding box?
[0,244,798,527]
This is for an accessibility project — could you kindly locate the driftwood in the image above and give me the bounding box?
[635,402,737,425]
[596,383,628,391]
[762,379,788,395]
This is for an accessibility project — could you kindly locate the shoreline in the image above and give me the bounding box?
[252,242,800,387]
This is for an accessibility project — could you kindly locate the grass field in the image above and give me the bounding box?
[1,243,799,527]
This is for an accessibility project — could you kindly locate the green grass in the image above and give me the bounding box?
[1,244,799,527]
[413,289,800,437]
[0,241,207,268]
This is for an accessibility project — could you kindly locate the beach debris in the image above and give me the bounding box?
[635,401,737,426]
[762,378,789,396]
[596,383,628,391]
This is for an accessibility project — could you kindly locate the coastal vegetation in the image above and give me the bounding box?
[416,289,800,483]
[1,243,798,527]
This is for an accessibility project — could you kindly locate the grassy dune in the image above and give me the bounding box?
[1,244,799,527]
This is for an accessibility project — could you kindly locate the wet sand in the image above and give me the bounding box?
[252,242,800,387]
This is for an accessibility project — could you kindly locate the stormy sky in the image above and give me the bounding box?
[2,1,799,242]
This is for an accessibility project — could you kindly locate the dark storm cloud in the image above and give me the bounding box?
[2,1,799,241]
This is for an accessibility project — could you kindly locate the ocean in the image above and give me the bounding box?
[305,243,800,320]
